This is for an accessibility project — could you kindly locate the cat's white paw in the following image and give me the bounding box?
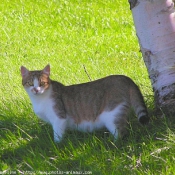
[54,136,62,143]
[53,130,63,143]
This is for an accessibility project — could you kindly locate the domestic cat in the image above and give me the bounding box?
[20,64,149,142]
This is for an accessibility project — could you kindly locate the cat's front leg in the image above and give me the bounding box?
[52,117,67,143]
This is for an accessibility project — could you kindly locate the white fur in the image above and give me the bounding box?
[33,78,39,87]
[26,80,125,142]
[26,85,53,123]
[25,79,68,142]
[26,85,65,142]
[67,103,125,140]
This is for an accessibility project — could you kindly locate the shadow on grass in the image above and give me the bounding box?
[1,111,175,172]
[0,114,109,171]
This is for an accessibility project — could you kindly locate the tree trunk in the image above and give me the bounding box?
[128,0,175,115]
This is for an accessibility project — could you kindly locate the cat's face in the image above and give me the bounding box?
[20,65,50,95]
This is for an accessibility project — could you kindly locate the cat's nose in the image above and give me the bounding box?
[33,87,39,93]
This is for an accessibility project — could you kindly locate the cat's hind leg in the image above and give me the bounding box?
[100,103,129,140]
[104,120,119,140]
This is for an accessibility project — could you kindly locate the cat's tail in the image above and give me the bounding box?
[130,84,149,125]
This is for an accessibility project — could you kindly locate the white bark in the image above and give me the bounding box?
[129,0,175,114]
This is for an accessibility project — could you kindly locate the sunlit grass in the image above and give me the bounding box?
[1,0,175,174]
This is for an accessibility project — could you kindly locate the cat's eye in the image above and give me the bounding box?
[28,81,34,86]
[40,82,45,86]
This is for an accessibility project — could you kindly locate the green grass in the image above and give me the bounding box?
[1,0,175,174]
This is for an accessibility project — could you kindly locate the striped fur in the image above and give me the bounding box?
[21,65,149,142]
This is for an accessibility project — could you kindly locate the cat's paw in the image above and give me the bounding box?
[54,133,63,143]
[54,137,62,143]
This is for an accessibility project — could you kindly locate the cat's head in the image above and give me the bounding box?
[20,64,51,95]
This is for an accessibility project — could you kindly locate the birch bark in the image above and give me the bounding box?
[129,0,175,115]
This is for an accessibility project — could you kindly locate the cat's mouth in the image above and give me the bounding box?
[32,87,44,95]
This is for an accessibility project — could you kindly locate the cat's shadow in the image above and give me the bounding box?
[1,116,127,169]
[2,113,173,169]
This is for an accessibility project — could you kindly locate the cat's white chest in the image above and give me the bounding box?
[30,95,55,123]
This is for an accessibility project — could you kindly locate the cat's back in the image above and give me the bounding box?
[58,75,137,122]
[64,75,135,94]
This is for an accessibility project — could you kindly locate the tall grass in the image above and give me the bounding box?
[1,0,175,174]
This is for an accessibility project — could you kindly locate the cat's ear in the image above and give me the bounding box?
[43,64,50,76]
[20,66,29,78]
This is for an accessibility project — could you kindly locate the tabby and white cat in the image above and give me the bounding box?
[20,64,149,142]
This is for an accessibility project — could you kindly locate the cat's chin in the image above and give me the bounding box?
[33,92,40,95]
[33,91,44,95]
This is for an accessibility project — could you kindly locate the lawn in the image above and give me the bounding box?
[1,0,175,174]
